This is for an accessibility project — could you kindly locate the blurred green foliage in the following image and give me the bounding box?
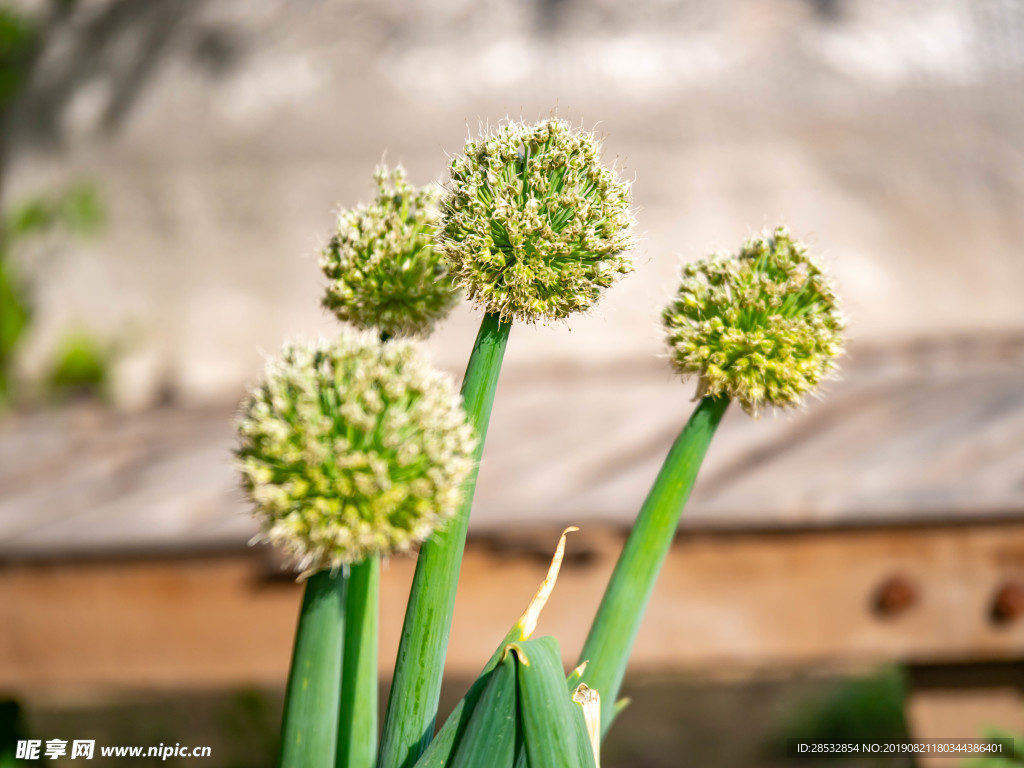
[217,688,279,768]
[0,256,29,402]
[0,700,23,768]
[0,184,105,405]
[963,727,1024,768]
[21,688,281,768]
[5,183,104,242]
[0,7,37,108]
[1,6,107,407]
[777,666,911,752]
[47,330,110,400]
[0,5,34,405]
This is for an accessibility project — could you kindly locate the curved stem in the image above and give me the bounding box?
[578,395,729,736]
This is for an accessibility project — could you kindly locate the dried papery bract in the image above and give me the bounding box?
[663,226,845,415]
[441,118,636,323]
[321,166,459,338]
[236,333,477,575]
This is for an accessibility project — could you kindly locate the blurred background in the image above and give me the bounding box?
[1,0,1023,765]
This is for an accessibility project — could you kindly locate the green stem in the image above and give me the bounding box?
[279,570,348,768]
[378,312,512,768]
[337,556,380,768]
[578,395,729,737]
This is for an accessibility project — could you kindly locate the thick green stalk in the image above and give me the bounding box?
[579,395,728,736]
[279,570,348,768]
[378,312,512,768]
[337,556,379,768]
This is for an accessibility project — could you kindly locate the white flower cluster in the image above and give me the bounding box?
[236,333,477,574]
[663,227,846,416]
[440,119,635,322]
[321,166,459,338]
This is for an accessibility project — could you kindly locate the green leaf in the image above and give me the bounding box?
[279,570,347,768]
[412,673,488,768]
[379,312,512,768]
[424,638,594,768]
[447,654,518,768]
[578,394,728,736]
[411,620,522,768]
[412,529,577,768]
[338,557,379,768]
[511,637,594,768]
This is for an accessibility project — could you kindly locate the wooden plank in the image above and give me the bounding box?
[2,336,1023,556]
[1,522,1022,695]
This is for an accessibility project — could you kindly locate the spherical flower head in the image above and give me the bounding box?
[662,227,845,416]
[321,165,459,338]
[235,334,477,575]
[440,118,636,323]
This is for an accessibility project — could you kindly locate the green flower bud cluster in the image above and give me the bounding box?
[321,166,459,338]
[440,118,636,322]
[236,334,477,575]
[662,227,845,416]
